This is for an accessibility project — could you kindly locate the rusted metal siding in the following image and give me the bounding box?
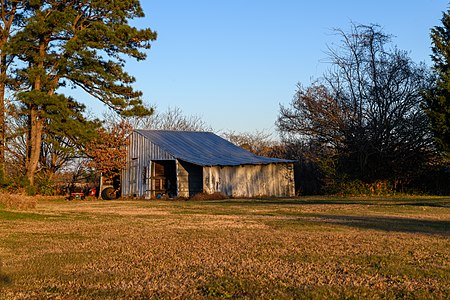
[122,131,176,197]
[203,163,295,197]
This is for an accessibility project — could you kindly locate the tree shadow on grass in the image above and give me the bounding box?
[403,201,450,208]
[211,198,450,208]
[309,214,450,236]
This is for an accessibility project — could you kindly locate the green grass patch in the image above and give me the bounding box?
[0,209,49,221]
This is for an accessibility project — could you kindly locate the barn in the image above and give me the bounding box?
[121,130,295,199]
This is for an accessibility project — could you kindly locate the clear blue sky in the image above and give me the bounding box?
[96,1,447,134]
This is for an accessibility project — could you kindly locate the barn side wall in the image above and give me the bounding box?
[203,163,295,198]
[122,132,175,197]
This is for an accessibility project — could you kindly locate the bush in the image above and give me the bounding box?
[335,180,371,196]
[190,192,228,201]
[35,174,56,196]
[0,193,37,210]
[0,174,58,196]
[328,180,395,196]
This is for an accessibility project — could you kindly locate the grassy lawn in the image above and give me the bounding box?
[0,196,449,299]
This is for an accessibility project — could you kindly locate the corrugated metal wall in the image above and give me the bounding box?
[203,163,295,197]
[177,160,203,198]
[122,132,176,197]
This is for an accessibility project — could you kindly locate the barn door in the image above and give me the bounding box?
[149,160,177,198]
[129,158,138,196]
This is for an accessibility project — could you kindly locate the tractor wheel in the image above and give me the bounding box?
[101,187,116,200]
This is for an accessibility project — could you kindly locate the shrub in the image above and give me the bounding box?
[190,192,228,201]
[0,193,37,210]
[0,174,58,196]
[35,174,56,196]
[335,180,370,196]
[329,179,396,196]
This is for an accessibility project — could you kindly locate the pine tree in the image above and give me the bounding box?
[10,0,156,186]
[424,8,450,156]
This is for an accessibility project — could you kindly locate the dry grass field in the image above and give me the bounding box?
[0,196,449,299]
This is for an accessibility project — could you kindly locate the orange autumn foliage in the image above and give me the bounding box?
[85,120,133,179]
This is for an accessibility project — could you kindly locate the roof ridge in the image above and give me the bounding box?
[135,129,213,133]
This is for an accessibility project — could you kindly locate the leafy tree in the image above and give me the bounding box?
[38,98,100,180]
[8,0,156,186]
[278,24,435,187]
[423,8,450,156]
[84,120,133,181]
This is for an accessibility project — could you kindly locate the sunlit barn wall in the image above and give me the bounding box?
[203,164,295,197]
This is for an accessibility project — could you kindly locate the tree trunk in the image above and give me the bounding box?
[0,52,5,181]
[26,105,44,187]
[25,40,46,187]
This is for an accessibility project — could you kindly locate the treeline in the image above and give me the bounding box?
[275,23,449,195]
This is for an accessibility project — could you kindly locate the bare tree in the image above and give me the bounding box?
[278,24,435,183]
[222,130,279,156]
[140,106,211,131]
[39,135,82,180]
[5,109,27,179]
[104,106,212,132]
[0,1,26,181]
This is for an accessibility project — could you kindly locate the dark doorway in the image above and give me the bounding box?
[151,160,177,198]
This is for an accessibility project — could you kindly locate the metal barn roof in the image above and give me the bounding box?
[135,130,295,166]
